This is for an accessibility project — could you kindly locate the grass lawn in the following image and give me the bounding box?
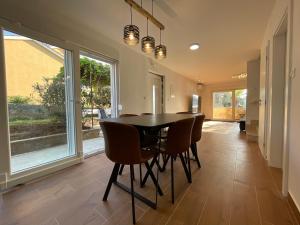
[9,118,59,126]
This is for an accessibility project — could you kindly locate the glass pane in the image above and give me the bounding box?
[235,89,247,120]
[213,91,233,120]
[4,30,76,173]
[80,53,111,155]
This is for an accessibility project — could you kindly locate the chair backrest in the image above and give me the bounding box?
[165,118,195,155]
[100,121,141,165]
[141,113,153,115]
[176,112,192,114]
[119,114,138,117]
[99,108,108,119]
[191,115,205,143]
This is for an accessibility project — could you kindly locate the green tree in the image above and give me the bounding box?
[33,57,111,122]
[33,68,66,122]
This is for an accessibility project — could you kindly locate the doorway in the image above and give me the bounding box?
[149,72,164,114]
[79,51,117,156]
[266,15,288,193]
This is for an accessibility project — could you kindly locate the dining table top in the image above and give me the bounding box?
[101,113,201,129]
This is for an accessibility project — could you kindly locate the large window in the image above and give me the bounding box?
[213,89,247,120]
[213,91,233,120]
[3,30,76,173]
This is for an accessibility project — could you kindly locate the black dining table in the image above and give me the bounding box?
[101,113,200,129]
[100,113,200,209]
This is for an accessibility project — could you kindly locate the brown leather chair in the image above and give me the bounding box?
[176,111,192,114]
[100,121,162,224]
[119,113,138,117]
[142,118,195,203]
[117,113,157,183]
[190,115,205,168]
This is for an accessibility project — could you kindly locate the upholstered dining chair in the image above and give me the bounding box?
[118,113,158,186]
[141,118,195,203]
[119,113,139,117]
[190,114,205,168]
[176,111,192,114]
[100,121,161,224]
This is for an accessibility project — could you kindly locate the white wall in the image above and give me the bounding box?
[198,80,247,120]
[117,46,197,114]
[246,59,260,125]
[259,0,300,210]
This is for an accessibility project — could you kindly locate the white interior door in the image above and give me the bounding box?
[149,73,163,114]
[258,42,270,158]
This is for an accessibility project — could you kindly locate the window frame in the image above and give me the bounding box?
[0,25,82,188]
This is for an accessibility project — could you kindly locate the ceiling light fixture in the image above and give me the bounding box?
[155,28,167,59]
[124,0,167,59]
[141,1,155,54]
[232,73,247,79]
[124,5,140,46]
[190,43,200,50]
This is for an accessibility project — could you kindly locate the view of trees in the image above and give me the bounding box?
[12,57,111,124]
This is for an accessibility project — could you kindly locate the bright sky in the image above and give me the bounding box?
[3,30,18,36]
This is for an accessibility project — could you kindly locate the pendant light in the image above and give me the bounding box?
[141,18,155,53]
[155,29,167,59]
[141,0,155,53]
[124,5,139,46]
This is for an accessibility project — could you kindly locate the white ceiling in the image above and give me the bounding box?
[0,0,275,84]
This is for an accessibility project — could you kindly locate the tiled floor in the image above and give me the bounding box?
[11,137,105,172]
[1,121,298,225]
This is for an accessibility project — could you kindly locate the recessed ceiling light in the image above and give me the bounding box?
[189,43,200,50]
[232,73,247,79]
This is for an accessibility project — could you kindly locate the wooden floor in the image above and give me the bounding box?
[0,122,298,225]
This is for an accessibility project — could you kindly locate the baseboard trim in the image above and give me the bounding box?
[288,193,300,225]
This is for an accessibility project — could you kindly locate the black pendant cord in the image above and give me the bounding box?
[152,0,154,16]
[146,18,149,36]
[159,28,162,45]
[130,5,133,25]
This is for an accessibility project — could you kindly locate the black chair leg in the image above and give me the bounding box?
[171,156,175,204]
[186,150,192,183]
[130,165,136,224]
[119,164,125,175]
[191,143,201,168]
[103,163,120,201]
[179,153,191,183]
[139,164,142,187]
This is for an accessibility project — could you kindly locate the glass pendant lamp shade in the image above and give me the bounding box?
[124,24,139,45]
[155,28,167,59]
[155,44,167,59]
[124,5,139,46]
[142,36,155,53]
[141,18,155,53]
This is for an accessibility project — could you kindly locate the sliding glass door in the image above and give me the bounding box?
[80,52,115,156]
[234,89,247,120]
[213,91,233,120]
[213,89,247,120]
[3,30,76,173]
